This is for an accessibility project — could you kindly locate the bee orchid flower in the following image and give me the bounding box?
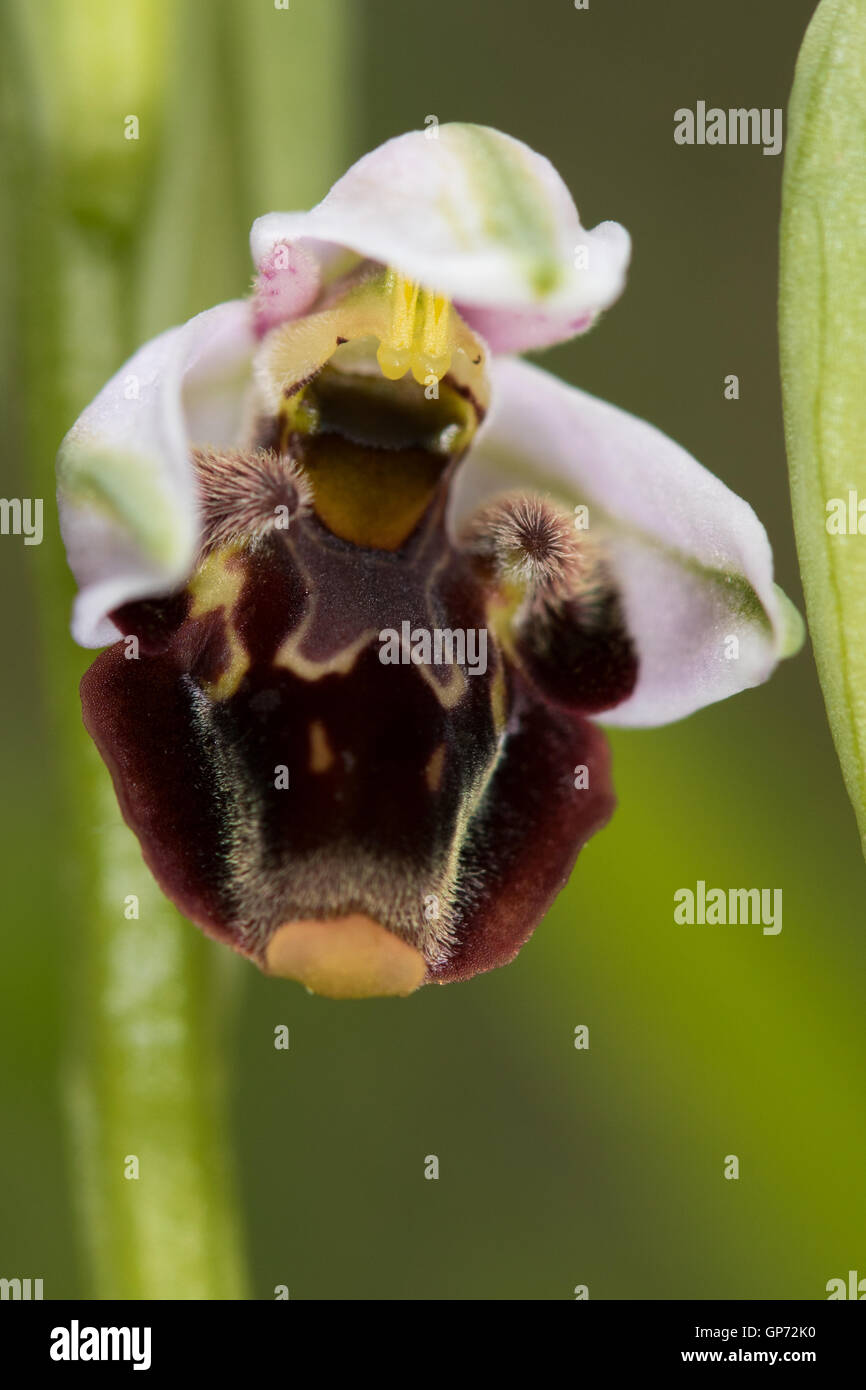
[57,124,803,998]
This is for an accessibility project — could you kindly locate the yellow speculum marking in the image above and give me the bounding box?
[485,581,524,665]
[375,269,454,387]
[275,624,375,682]
[425,743,446,793]
[188,548,250,700]
[490,660,508,738]
[278,360,476,553]
[308,719,336,773]
[296,441,445,551]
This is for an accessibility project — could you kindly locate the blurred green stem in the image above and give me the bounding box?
[61,249,247,1300]
[3,0,351,1297]
[780,0,866,857]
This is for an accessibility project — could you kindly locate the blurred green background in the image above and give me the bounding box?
[3,0,865,1300]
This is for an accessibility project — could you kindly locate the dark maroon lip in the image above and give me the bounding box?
[89,363,637,991]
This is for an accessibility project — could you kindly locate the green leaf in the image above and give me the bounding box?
[780,0,866,857]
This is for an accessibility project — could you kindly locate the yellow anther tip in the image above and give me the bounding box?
[410,352,452,386]
[376,343,411,380]
[378,270,455,385]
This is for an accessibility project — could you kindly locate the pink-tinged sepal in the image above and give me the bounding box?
[57,300,257,647]
[252,240,321,338]
[459,305,596,354]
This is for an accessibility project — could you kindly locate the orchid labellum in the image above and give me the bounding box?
[57,124,803,998]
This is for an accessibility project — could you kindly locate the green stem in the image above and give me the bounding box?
[55,231,246,1299]
[68,745,247,1298]
[24,114,248,1302]
[2,0,352,1298]
[781,0,866,857]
